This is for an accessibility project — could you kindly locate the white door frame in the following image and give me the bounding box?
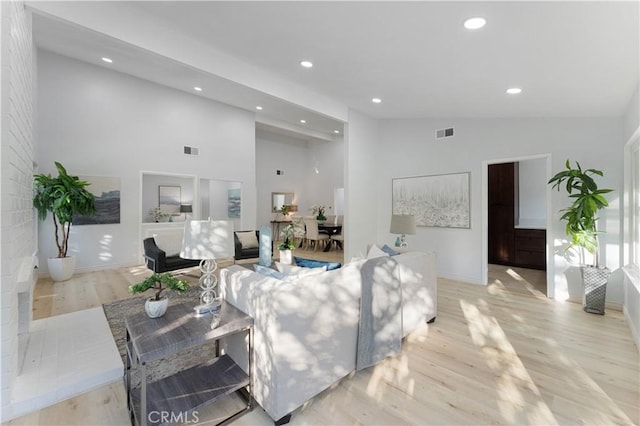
[481,153,554,298]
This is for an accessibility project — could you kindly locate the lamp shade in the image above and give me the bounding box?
[286,204,298,213]
[180,204,193,213]
[390,214,416,235]
[180,219,233,260]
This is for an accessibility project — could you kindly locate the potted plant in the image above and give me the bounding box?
[278,219,302,265]
[149,207,168,222]
[129,273,190,318]
[310,205,327,223]
[548,159,613,314]
[33,162,96,282]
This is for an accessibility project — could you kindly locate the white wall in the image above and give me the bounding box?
[622,85,640,349]
[518,157,547,228]
[36,50,256,273]
[623,86,639,142]
[0,2,36,421]
[376,117,623,304]
[255,129,343,229]
[344,109,379,260]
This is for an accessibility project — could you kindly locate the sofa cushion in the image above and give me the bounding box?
[293,257,342,270]
[366,244,389,259]
[275,261,327,276]
[236,231,259,249]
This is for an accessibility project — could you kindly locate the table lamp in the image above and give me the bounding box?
[180,219,233,317]
[180,204,192,220]
[390,214,416,248]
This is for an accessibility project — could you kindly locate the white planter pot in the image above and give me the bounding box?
[145,297,169,318]
[279,249,292,265]
[47,256,76,282]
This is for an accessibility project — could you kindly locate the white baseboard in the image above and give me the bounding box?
[624,305,640,351]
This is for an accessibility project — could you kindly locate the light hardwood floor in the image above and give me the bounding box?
[8,257,639,425]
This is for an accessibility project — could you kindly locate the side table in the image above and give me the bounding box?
[125,302,253,426]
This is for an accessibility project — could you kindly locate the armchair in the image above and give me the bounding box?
[143,237,200,273]
[234,230,261,261]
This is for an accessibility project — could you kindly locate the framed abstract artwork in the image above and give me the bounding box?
[73,176,121,225]
[392,172,470,228]
[228,188,241,218]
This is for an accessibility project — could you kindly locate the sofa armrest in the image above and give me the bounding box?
[394,251,437,335]
[220,264,361,422]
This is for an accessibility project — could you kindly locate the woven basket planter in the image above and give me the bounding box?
[581,266,610,315]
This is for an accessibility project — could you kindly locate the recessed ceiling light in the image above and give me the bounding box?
[372,98,382,104]
[193,86,202,92]
[300,60,313,68]
[300,119,306,124]
[464,17,486,30]
[101,57,113,63]
[256,106,263,110]
[506,87,522,95]
[334,130,340,134]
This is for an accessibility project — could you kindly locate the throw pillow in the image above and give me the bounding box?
[236,231,259,249]
[153,233,182,257]
[381,244,400,256]
[293,257,342,270]
[366,244,389,259]
[253,264,287,280]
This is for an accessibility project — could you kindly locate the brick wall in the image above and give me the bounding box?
[0,0,35,420]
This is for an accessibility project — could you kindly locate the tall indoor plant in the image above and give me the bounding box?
[548,159,613,313]
[33,162,96,281]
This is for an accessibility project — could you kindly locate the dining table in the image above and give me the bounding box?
[318,223,342,251]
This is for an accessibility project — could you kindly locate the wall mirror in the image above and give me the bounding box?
[272,192,294,212]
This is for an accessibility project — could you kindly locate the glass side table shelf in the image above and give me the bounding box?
[125,301,253,426]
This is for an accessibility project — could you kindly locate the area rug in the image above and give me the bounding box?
[102,287,218,388]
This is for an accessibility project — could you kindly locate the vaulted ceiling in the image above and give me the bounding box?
[29,1,639,140]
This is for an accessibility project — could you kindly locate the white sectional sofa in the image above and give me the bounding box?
[219,251,437,424]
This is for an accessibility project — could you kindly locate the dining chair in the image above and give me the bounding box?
[330,223,344,250]
[302,217,330,251]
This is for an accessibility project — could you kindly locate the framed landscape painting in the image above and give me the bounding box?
[159,185,181,215]
[392,172,470,228]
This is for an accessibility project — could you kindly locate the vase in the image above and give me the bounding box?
[47,256,76,282]
[279,249,292,265]
[145,296,169,318]
[582,266,609,315]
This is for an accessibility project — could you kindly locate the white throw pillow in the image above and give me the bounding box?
[366,244,389,259]
[153,233,182,257]
[236,231,259,249]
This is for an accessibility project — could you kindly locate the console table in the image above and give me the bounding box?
[125,302,253,426]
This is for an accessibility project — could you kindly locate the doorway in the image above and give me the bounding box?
[485,156,551,297]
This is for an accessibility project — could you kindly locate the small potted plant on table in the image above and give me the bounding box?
[310,205,327,223]
[129,273,190,318]
[278,219,302,265]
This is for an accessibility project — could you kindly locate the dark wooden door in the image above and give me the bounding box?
[488,163,517,264]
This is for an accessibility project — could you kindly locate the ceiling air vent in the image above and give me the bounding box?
[183,146,199,155]
[435,127,454,140]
